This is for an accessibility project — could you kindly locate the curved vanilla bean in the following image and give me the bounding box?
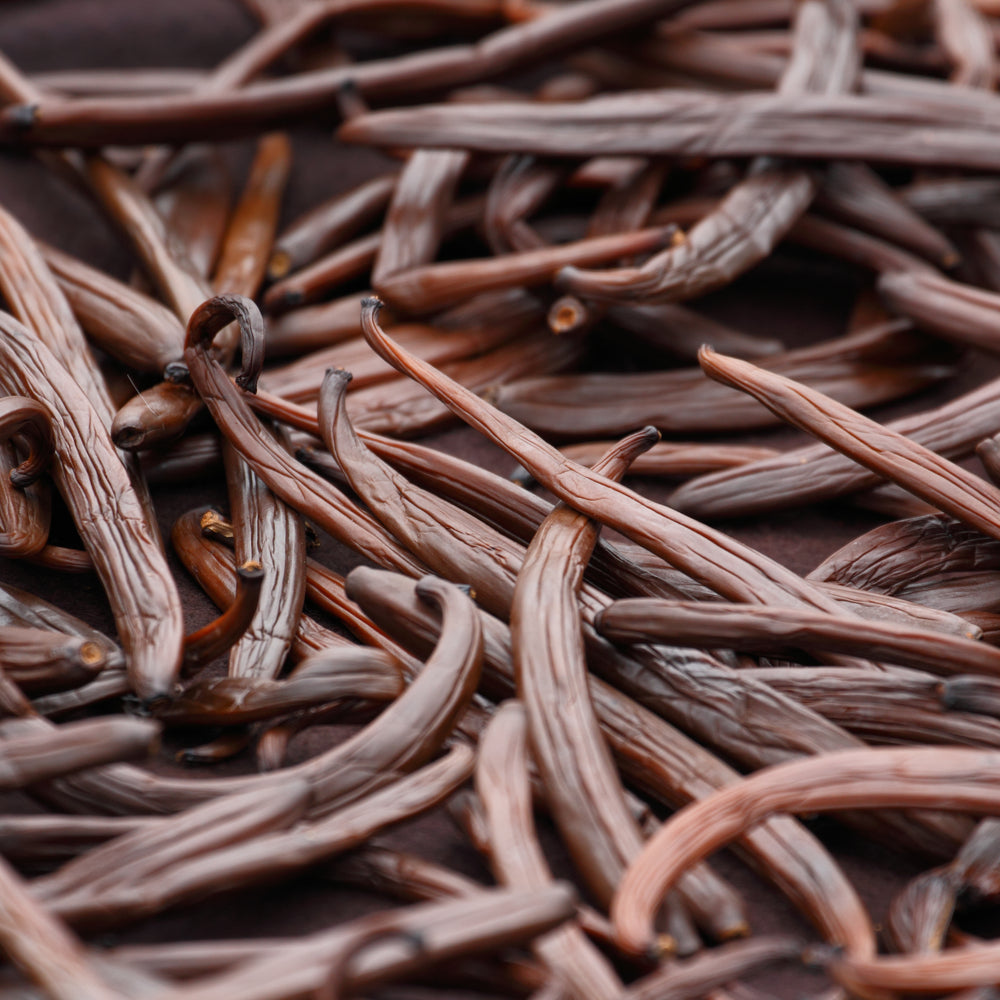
[356,297,866,615]
[40,243,186,373]
[611,745,1000,958]
[0,627,106,695]
[0,716,158,789]
[597,599,1000,678]
[211,132,291,299]
[172,507,354,662]
[903,176,1000,229]
[475,701,625,999]
[0,396,52,489]
[33,780,309,909]
[50,744,474,930]
[670,370,1000,519]
[0,854,126,1000]
[372,149,467,284]
[514,427,699,923]
[0,0,704,147]
[700,347,1000,542]
[269,172,397,279]
[222,434,307,679]
[157,648,403,725]
[0,396,52,560]
[346,568,878,957]
[879,270,1000,354]
[375,224,676,314]
[339,90,1000,172]
[182,294,426,576]
[623,936,803,1000]
[181,561,265,671]
[0,315,183,702]
[488,343,950,436]
[139,880,574,1000]
[816,162,958,268]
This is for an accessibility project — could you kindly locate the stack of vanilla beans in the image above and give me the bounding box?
[9,0,1000,996]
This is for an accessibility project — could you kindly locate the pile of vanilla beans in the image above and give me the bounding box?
[11,0,1000,996]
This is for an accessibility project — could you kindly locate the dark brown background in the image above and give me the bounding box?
[0,2,993,996]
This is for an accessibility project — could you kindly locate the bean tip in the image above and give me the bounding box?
[8,103,38,130]
[163,361,190,384]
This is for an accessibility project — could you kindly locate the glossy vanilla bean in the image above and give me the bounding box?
[670,371,1000,519]
[48,744,474,930]
[346,568,878,956]
[0,0,705,146]
[0,314,183,702]
[474,701,625,999]
[157,648,403,726]
[221,434,307,679]
[596,599,1000,678]
[356,298,878,616]
[611,746,1000,958]
[269,172,398,279]
[181,294,426,576]
[698,347,1000,543]
[40,242,186,374]
[181,561,265,671]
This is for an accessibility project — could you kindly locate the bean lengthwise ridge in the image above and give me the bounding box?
[8,0,1000,996]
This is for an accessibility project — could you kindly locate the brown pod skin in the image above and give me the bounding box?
[356,299,864,614]
[340,89,1000,172]
[880,269,1000,354]
[0,396,52,560]
[0,583,123,672]
[0,314,183,703]
[611,745,1000,959]
[152,144,232,280]
[269,172,397,279]
[596,598,1000,679]
[372,148,467,284]
[181,561,265,671]
[698,347,1000,543]
[156,648,403,726]
[0,716,159,789]
[172,507,354,662]
[0,0,705,146]
[670,366,1000,519]
[182,294,426,577]
[475,701,626,999]
[33,780,309,906]
[222,433,307,680]
[47,745,474,931]
[0,852,125,1000]
[346,568,877,958]
[114,880,576,1000]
